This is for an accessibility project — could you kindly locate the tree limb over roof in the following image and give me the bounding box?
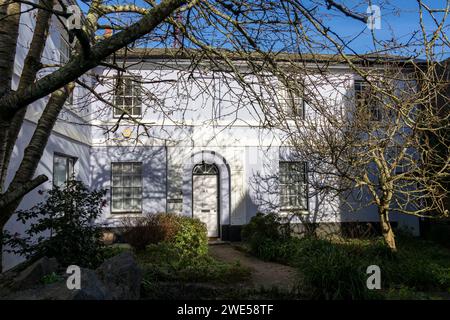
[111,47,427,67]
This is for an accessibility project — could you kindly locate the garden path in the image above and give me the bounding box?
[209,244,298,291]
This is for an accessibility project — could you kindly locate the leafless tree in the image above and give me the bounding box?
[0,0,448,257]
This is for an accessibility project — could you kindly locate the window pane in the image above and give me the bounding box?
[115,96,124,106]
[125,78,132,95]
[132,176,141,187]
[53,156,67,187]
[111,162,142,212]
[112,163,121,174]
[123,198,132,209]
[53,155,76,187]
[112,175,121,186]
[132,106,141,116]
[124,97,133,106]
[122,176,132,187]
[123,163,132,172]
[279,161,307,210]
[133,187,142,198]
[131,198,140,211]
[112,200,122,211]
[67,158,74,180]
[112,187,123,199]
[116,81,124,96]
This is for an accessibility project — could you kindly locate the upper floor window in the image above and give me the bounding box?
[354,79,382,121]
[279,161,308,211]
[53,154,76,187]
[281,80,305,119]
[111,162,142,213]
[114,76,142,117]
[59,35,72,65]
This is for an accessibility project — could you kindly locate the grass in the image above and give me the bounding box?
[245,233,450,300]
[134,242,253,299]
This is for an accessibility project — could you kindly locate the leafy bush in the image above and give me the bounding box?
[241,213,289,255]
[2,180,106,268]
[121,213,207,258]
[295,238,377,299]
[102,244,132,260]
[121,214,172,251]
[172,216,208,259]
[137,242,251,285]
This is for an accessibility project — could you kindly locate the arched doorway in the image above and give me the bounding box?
[182,150,231,239]
[192,163,219,237]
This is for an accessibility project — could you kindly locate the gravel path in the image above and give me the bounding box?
[209,244,298,291]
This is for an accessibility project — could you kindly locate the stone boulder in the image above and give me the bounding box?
[12,257,59,290]
[96,252,142,300]
[0,252,142,300]
[4,268,111,300]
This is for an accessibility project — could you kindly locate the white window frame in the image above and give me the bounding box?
[59,34,75,106]
[354,79,382,121]
[53,154,76,187]
[279,161,308,211]
[111,162,143,213]
[59,34,72,65]
[113,75,142,118]
[280,79,305,120]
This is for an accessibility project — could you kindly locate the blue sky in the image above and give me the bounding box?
[321,0,449,58]
[77,0,449,59]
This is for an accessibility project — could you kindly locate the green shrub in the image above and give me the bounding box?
[295,238,375,299]
[241,213,289,255]
[122,213,207,258]
[137,242,251,285]
[172,216,208,260]
[2,180,106,268]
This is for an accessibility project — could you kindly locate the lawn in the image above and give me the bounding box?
[243,233,450,300]
[129,243,253,299]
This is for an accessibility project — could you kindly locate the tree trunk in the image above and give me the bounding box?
[379,207,397,252]
[1,0,54,190]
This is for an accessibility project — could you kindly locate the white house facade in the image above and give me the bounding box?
[2,4,421,271]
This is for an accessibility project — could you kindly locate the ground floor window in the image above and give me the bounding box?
[111,162,142,213]
[53,154,76,187]
[279,161,308,211]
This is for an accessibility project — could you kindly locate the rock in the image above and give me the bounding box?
[12,257,59,290]
[70,268,112,300]
[3,268,111,300]
[1,252,142,300]
[96,252,142,300]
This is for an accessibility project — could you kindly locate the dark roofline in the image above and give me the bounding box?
[111,47,426,67]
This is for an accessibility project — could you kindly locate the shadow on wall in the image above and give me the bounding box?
[90,146,168,226]
[2,122,91,271]
[245,158,345,238]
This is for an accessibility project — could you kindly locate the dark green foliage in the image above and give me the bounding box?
[241,213,289,256]
[41,272,62,285]
[243,226,450,299]
[294,238,379,299]
[102,244,132,260]
[137,242,250,283]
[172,216,208,259]
[2,180,106,268]
[122,213,208,259]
